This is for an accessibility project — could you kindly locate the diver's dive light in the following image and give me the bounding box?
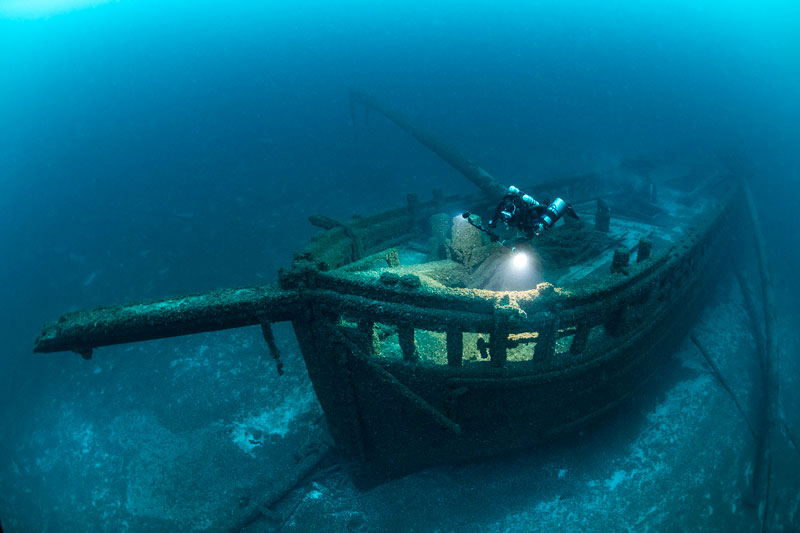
[511,250,529,269]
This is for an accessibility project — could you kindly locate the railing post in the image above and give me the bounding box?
[358,320,381,357]
[570,321,591,356]
[398,323,418,362]
[535,315,558,367]
[637,238,653,263]
[490,308,510,367]
[611,247,630,274]
[446,326,463,367]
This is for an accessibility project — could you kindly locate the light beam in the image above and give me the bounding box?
[512,251,529,270]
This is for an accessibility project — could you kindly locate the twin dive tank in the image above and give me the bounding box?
[537,197,569,232]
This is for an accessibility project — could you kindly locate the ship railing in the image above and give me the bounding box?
[32,180,732,371]
[293,183,733,371]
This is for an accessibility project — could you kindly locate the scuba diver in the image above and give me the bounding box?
[462,185,579,246]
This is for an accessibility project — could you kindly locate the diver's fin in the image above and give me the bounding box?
[566,203,579,219]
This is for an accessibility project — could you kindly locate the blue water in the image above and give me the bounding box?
[1,1,798,531]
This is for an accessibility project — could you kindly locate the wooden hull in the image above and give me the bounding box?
[294,187,734,481]
[346,254,716,479]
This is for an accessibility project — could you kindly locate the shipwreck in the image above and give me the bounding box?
[34,90,740,480]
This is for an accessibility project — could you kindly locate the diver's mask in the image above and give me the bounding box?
[499,201,517,223]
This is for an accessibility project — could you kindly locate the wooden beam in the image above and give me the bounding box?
[34,284,300,355]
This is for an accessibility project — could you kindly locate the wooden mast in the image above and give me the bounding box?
[349,89,508,199]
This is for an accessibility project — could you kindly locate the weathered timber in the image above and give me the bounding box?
[349,89,507,199]
[690,333,756,439]
[362,356,461,436]
[740,177,779,532]
[34,284,300,355]
[260,320,284,376]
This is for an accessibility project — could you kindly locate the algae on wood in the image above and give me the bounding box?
[34,285,299,356]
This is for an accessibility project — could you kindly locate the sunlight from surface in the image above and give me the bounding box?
[0,0,117,18]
